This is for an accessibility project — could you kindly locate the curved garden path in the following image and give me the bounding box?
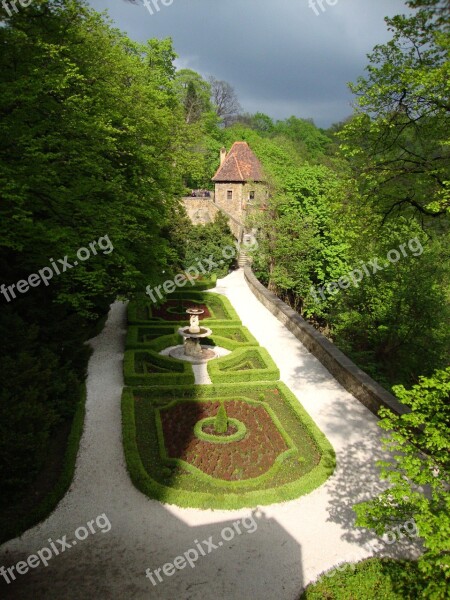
[0,269,420,599]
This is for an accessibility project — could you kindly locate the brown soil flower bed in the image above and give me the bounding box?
[151,300,211,321]
[160,400,289,480]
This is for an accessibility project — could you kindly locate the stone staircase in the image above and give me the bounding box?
[238,249,251,267]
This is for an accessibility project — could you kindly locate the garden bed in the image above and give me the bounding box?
[127,291,241,326]
[207,347,280,383]
[122,382,335,509]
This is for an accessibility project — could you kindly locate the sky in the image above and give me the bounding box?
[87,0,410,128]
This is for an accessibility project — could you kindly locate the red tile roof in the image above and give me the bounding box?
[212,142,264,182]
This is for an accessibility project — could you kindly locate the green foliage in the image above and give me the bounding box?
[0,3,184,315]
[339,0,450,219]
[274,116,331,158]
[123,350,195,386]
[208,347,280,383]
[301,558,428,599]
[183,213,236,277]
[329,220,450,387]
[354,368,450,598]
[0,0,189,506]
[0,310,90,500]
[214,402,228,434]
[0,385,87,544]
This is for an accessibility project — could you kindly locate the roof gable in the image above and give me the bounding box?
[212,142,264,182]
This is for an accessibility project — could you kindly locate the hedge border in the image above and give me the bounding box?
[203,326,259,349]
[184,273,217,291]
[193,417,247,444]
[125,325,177,349]
[154,395,296,488]
[121,381,336,509]
[123,349,194,386]
[127,291,241,327]
[125,324,259,352]
[207,346,280,383]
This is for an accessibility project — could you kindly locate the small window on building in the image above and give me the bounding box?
[227,190,233,200]
[248,191,255,202]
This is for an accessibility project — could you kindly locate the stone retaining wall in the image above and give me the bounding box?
[244,266,408,417]
[181,197,244,240]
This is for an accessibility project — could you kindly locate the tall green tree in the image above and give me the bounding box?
[340,0,450,220]
[0,0,185,501]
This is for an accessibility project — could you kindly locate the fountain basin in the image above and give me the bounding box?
[178,326,212,339]
[173,326,216,363]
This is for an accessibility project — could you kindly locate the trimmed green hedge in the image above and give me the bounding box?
[126,324,258,352]
[127,290,241,326]
[121,381,336,509]
[189,273,217,290]
[193,417,247,444]
[123,349,194,386]
[207,347,280,383]
[0,385,87,544]
[125,325,177,349]
[154,395,297,488]
[202,326,259,349]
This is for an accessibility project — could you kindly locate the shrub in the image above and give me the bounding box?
[123,350,194,386]
[208,347,280,383]
[214,403,228,434]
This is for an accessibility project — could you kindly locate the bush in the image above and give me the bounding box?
[125,326,177,349]
[0,385,87,544]
[214,402,228,433]
[300,558,427,599]
[208,347,280,383]
[123,349,194,386]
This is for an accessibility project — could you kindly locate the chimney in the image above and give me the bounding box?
[220,147,227,166]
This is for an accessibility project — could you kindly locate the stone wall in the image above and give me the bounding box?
[214,183,244,222]
[244,266,408,418]
[181,196,244,240]
[181,197,219,226]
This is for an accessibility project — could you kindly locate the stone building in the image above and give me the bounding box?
[212,142,267,240]
[181,141,267,243]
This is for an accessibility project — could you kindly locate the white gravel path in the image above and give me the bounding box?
[0,269,421,600]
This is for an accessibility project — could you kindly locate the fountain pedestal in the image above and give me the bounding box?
[184,336,204,358]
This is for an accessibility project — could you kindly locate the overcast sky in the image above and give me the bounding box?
[87,0,410,128]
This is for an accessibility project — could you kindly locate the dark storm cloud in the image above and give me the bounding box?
[88,0,410,127]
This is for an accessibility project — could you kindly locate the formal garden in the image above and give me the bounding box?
[122,289,335,509]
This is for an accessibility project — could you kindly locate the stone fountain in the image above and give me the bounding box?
[168,307,217,363]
